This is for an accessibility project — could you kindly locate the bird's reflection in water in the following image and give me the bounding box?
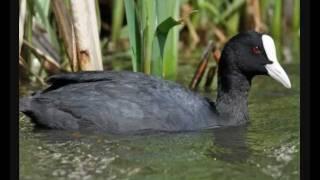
[207,125,250,163]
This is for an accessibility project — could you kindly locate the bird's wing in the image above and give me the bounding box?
[44,71,141,92]
[47,71,112,84]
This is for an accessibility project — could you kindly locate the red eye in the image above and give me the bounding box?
[251,46,261,54]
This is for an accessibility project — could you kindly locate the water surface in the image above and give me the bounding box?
[19,62,299,180]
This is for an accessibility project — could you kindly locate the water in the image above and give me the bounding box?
[19,62,299,180]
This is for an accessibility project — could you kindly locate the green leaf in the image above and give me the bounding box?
[123,0,181,77]
[198,0,219,17]
[217,0,245,24]
[293,0,300,32]
[124,0,142,72]
[111,0,124,43]
[151,17,181,76]
[162,0,181,79]
[140,0,157,74]
[33,0,56,44]
[271,0,282,59]
[95,0,101,34]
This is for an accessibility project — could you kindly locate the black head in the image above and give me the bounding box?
[219,31,291,88]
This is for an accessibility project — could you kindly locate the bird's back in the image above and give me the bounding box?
[20,71,218,134]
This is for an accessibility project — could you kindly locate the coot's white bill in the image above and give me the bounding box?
[262,34,291,88]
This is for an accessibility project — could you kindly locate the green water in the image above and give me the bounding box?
[19,62,299,180]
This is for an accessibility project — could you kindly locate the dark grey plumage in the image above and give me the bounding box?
[20,71,219,133]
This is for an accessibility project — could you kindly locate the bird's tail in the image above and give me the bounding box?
[19,96,32,112]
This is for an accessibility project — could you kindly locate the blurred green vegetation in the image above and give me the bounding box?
[19,0,300,85]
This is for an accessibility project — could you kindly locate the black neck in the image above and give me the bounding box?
[215,47,252,126]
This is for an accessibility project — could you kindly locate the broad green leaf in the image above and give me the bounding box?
[151,17,181,76]
[162,0,181,79]
[124,0,181,77]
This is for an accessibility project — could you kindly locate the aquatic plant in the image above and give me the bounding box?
[124,0,182,79]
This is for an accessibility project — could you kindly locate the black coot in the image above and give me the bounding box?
[19,31,291,134]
